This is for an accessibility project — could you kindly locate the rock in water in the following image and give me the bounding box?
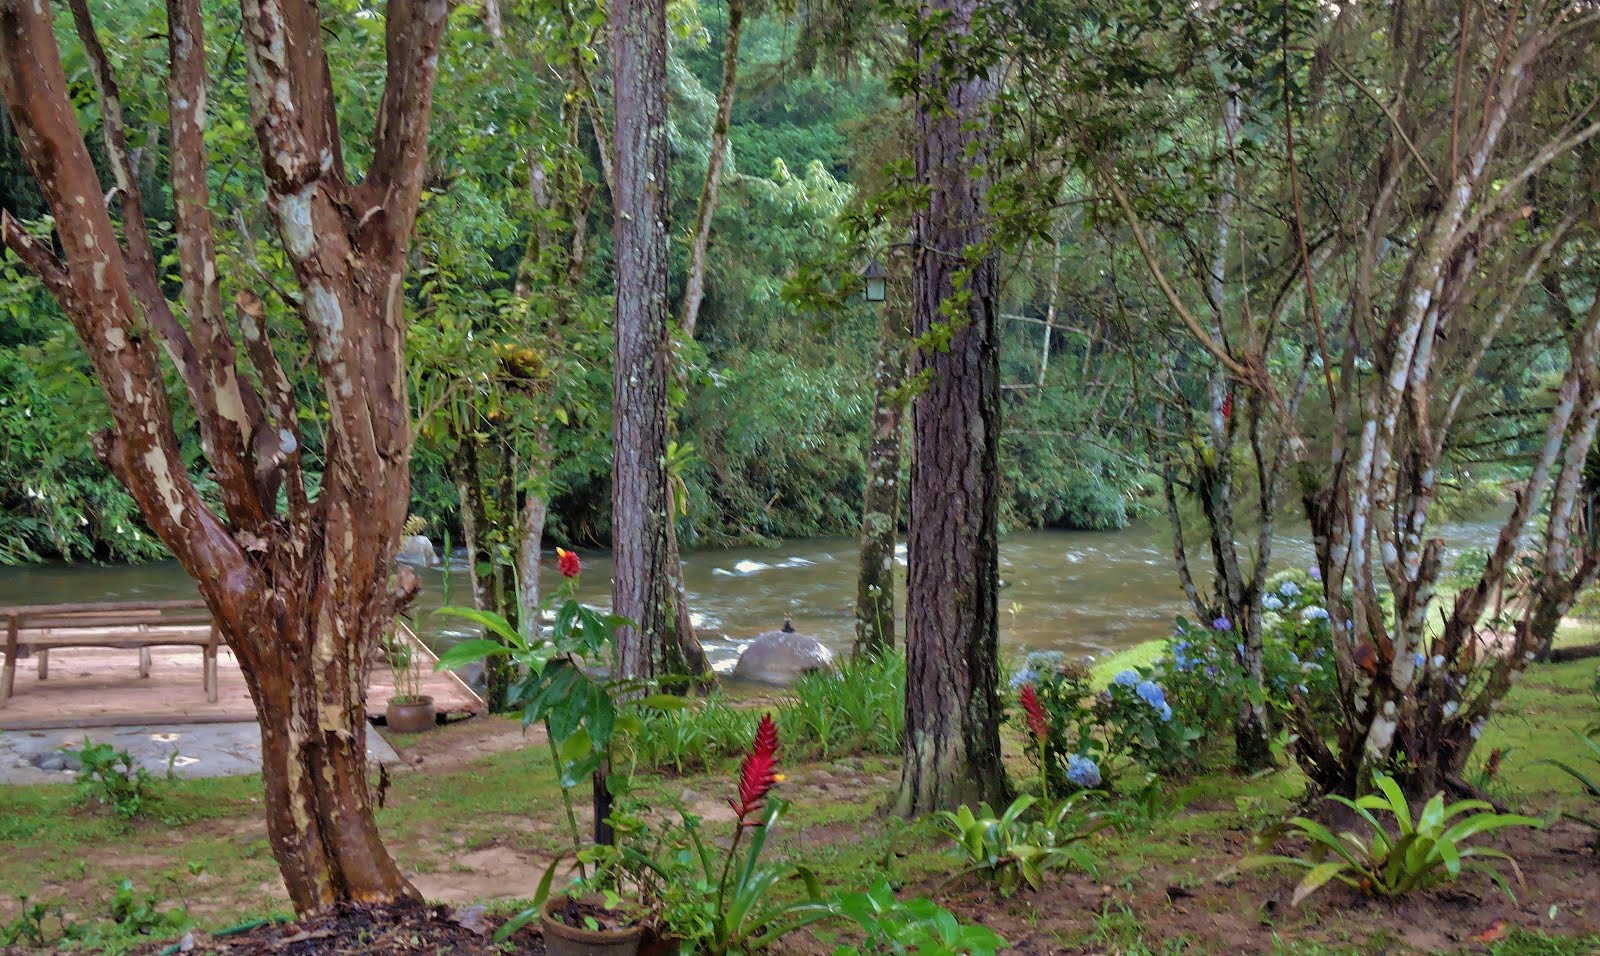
[733,620,836,686]
[396,535,440,567]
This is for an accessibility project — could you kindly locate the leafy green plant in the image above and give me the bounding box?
[826,879,1007,956]
[781,652,904,758]
[1244,774,1541,904]
[65,739,152,818]
[1,897,55,948]
[1536,731,1600,851]
[938,795,1111,895]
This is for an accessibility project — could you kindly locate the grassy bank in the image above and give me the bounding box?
[1,639,1597,954]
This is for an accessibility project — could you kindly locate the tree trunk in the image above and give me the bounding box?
[611,0,687,680]
[236,594,417,913]
[894,0,1010,816]
[855,299,908,657]
[678,0,744,340]
[0,0,447,913]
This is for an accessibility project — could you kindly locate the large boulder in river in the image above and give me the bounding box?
[733,620,836,686]
[396,535,440,567]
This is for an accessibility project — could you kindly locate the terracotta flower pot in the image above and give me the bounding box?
[385,695,436,733]
[540,895,643,956]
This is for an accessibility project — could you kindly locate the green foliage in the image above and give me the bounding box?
[1011,651,1199,788]
[938,795,1111,895]
[0,880,190,956]
[1244,774,1541,905]
[826,879,1007,956]
[630,653,906,771]
[66,740,153,819]
[1536,732,1600,850]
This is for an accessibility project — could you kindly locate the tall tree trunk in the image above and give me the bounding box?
[894,0,1010,816]
[678,0,744,340]
[611,0,686,679]
[855,298,909,657]
[0,0,448,913]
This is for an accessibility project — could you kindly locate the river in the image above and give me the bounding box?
[0,516,1509,674]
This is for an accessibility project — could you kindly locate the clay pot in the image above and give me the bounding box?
[540,895,643,956]
[385,695,436,733]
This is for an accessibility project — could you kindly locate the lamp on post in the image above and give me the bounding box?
[861,259,888,304]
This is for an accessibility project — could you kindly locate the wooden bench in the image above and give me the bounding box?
[1,600,221,708]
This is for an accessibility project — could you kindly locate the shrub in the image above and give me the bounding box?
[780,652,903,759]
[65,740,152,819]
[1243,773,1540,904]
[938,795,1111,895]
[1010,651,1198,789]
[827,879,1007,956]
[629,653,905,772]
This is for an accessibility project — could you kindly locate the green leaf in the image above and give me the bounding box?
[432,638,511,670]
[1291,861,1349,906]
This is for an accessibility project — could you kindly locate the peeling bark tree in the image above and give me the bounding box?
[0,0,446,912]
[611,0,688,679]
[894,0,1011,816]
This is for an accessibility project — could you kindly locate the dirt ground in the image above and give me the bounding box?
[6,712,1599,954]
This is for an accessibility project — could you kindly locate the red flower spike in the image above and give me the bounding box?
[730,713,780,825]
[1221,392,1233,420]
[557,548,581,579]
[1019,684,1049,744]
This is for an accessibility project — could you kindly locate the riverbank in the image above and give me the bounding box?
[2,628,1597,954]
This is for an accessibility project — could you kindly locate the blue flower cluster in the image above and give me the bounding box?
[1278,580,1302,598]
[1301,606,1330,622]
[1113,668,1141,687]
[1212,615,1232,631]
[1135,680,1173,722]
[1008,650,1066,689]
[1065,753,1102,788]
[1262,594,1285,612]
[1171,641,1197,672]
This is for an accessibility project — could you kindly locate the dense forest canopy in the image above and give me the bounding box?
[0,0,1140,567]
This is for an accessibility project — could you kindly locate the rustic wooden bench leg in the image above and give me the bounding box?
[1,617,17,708]
[139,647,152,679]
[37,648,48,681]
[205,625,219,703]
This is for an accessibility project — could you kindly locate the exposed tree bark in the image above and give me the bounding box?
[611,0,688,680]
[854,290,909,657]
[894,0,1010,816]
[0,0,447,913]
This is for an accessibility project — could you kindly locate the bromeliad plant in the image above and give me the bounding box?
[1243,773,1541,905]
[938,795,1112,895]
[827,879,1007,956]
[624,714,832,955]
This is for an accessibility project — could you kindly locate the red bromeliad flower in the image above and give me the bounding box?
[557,548,581,579]
[731,713,780,825]
[1019,684,1049,744]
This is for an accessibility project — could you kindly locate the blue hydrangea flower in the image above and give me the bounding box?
[1170,641,1196,672]
[1301,606,1330,622]
[1024,650,1065,671]
[1262,594,1284,612]
[1008,668,1038,689]
[1413,651,1425,670]
[1065,753,1102,788]
[1156,701,1173,722]
[1309,565,1322,581]
[1112,669,1141,687]
[1278,580,1302,598]
[1212,615,1232,631]
[1135,680,1166,710]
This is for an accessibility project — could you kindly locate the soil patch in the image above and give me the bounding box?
[132,901,545,955]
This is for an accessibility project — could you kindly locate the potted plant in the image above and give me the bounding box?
[384,628,435,733]
[437,549,654,950]
[537,892,644,956]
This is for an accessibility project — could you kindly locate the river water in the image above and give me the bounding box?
[0,516,1508,673]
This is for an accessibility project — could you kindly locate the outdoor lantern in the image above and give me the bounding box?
[861,259,888,303]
